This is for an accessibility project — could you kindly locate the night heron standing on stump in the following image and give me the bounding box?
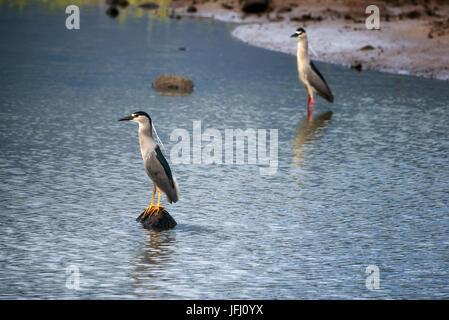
[119,111,179,218]
[291,28,333,119]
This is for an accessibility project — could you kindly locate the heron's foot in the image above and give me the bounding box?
[149,205,165,217]
[141,204,155,219]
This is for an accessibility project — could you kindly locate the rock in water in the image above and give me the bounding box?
[136,209,177,231]
[152,75,194,96]
[138,2,160,10]
[240,0,270,14]
[351,62,362,72]
[106,6,119,18]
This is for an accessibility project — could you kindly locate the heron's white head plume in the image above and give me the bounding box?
[151,123,167,153]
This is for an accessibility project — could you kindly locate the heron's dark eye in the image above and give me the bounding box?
[134,114,139,118]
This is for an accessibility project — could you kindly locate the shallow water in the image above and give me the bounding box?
[0,2,448,299]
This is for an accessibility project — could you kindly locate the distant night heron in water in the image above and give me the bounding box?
[291,28,333,119]
[119,111,179,218]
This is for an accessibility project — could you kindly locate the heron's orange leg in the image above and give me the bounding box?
[141,185,157,219]
[150,189,165,217]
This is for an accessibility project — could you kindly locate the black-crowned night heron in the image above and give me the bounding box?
[119,111,179,218]
[291,28,333,119]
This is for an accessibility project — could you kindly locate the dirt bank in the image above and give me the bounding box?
[170,0,449,80]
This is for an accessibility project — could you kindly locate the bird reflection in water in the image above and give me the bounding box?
[293,111,333,167]
[130,229,176,297]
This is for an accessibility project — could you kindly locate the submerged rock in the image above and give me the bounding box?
[152,75,194,96]
[136,209,177,231]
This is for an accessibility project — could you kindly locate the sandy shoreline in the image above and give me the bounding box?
[170,0,449,81]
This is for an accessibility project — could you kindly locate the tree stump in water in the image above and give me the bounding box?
[136,209,177,231]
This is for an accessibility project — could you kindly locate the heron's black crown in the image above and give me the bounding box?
[296,27,306,34]
[133,111,151,122]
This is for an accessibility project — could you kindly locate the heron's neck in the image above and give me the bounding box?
[138,122,156,159]
[297,39,309,64]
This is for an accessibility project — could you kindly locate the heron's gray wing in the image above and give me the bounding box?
[145,145,178,203]
[155,145,175,188]
[308,60,334,102]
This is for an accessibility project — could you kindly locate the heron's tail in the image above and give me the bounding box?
[167,175,179,203]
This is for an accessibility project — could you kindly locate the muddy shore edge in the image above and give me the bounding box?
[169,0,449,81]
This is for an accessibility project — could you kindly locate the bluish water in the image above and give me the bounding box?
[0,1,448,299]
